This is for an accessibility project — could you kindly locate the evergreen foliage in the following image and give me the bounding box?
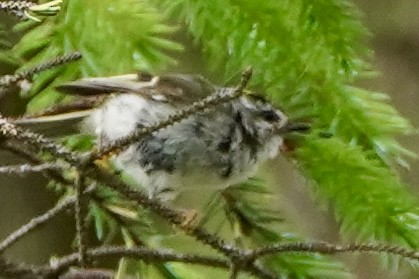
[156,0,419,266]
[0,0,418,278]
[9,0,182,113]
[0,23,19,67]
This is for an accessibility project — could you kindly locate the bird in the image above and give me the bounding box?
[15,72,309,209]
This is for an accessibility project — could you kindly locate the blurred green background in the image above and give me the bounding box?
[0,1,418,278]
[265,2,419,278]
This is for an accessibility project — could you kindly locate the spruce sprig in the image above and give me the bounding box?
[1,0,418,277]
[8,0,182,113]
[157,0,419,262]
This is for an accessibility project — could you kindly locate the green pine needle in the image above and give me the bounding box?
[1,0,418,277]
[216,181,354,279]
[298,136,419,249]
[10,0,182,113]
[158,0,419,269]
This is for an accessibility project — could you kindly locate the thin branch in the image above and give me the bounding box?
[0,184,96,254]
[0,0,33,19]
[0,0,62,21]
[0,52,81,98]
[0,115,83,166]
[14,52,81,82]
[0,256,39,279]
[87,167,234,253]
[39,245,280,279]
[92,66,253,161]
[1,140,73,185]
[252,242,419,261]
[0,196,75,254]
[87,168,277,279]
[0,163,61,176]
[40,246,229,277]
[229,264,239,279]
[74,173,88,267]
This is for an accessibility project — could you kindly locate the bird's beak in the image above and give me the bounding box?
[277,121,311,134]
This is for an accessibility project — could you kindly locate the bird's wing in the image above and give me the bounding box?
[56,72,217,106]
[10,110,92,135]
[10,73,218,134]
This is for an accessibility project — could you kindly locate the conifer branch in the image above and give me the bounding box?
[41,246,230,277]
[0,114,82,165]
[1,113,417,277]
[0,52,81,99]
[0,1,417,276]
[253,242,419,261]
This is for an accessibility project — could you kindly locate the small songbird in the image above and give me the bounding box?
[17,72,308,208]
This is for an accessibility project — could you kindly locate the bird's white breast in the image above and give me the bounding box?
[82,94,176,142]
[82,94,283,208]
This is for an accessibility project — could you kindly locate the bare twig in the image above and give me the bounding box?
[74,173,88,267]
[0,196,75,254]
[252,242,419,261]
[0,0,33,19]
[14,52,81,82]
[0,163,60,176]
[0,114,83,166]
[40,246,229,277]
[39,245,279,279]
[0,0,62,21]
[7,241,418,279]
[0,182,96,255]
[0,256,39,279]
[0,52,81,98]
[1,140,73,185]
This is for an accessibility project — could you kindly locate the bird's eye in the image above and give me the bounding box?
[260,110,280,122]
[137,71,153,81]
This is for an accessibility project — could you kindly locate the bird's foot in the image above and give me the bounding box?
[178,209,199,232]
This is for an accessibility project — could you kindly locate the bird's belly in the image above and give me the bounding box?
[113,145,260,208]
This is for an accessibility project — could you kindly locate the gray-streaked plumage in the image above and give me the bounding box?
[15,73,304,207]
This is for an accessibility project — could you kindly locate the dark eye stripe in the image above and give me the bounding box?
[260,110,280,122]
